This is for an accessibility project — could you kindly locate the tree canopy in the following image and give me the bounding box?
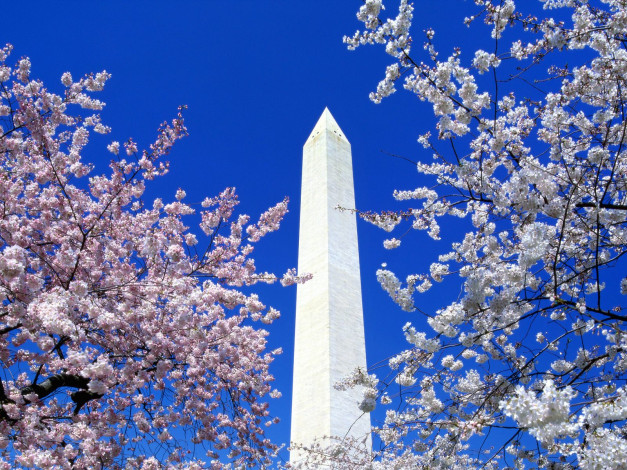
[0,45,302,469]
[298,1,627,468]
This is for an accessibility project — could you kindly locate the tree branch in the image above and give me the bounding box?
[21,373,89,401]
[576,201,627,210]
[20,373,104,414]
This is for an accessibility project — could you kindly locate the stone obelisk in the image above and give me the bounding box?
[290,108,370,462]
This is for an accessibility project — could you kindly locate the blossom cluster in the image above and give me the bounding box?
[0,46,300,468]
[290,1,627,468]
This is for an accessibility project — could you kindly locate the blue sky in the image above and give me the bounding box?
[2,0,493,462]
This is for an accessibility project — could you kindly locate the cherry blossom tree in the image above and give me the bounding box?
[0,44,300,469]
[298,0,627,468]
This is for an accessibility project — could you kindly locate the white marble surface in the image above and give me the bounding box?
[290,109,371,462]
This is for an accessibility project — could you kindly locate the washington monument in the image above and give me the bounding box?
[290,108,371,463]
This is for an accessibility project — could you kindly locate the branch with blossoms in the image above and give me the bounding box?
[292,1,627,469]
[0,44,306,469]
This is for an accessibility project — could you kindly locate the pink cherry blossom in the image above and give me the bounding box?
[0,46,305,469]
[294,1,627,468]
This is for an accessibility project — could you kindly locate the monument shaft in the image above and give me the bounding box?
[290,109,370,461]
